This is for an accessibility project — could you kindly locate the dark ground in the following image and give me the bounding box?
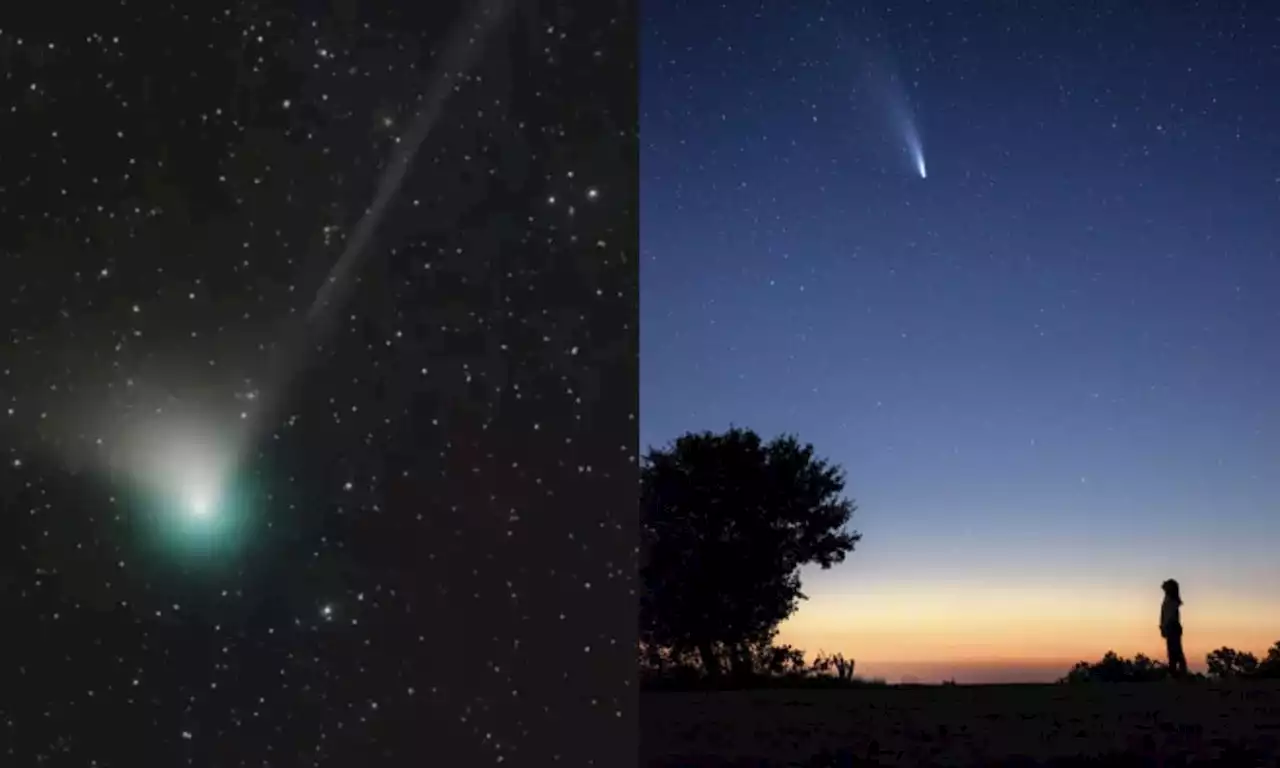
[642,682,1280,766]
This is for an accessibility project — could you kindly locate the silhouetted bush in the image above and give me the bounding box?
[1205,641,1280,680]
[1058,651,1173,683]
[1205,646,1258,679]
[812,651,856,682]
[641,638,886,690]
[1060,643,1280,684]
[1261,642,1280,678]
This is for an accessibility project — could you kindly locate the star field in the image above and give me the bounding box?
[1,0,638,763]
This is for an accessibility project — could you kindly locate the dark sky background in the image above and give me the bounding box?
[641,1,1280,679]
[0,0,635,762]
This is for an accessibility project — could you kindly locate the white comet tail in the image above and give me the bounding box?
[904,131,927,180]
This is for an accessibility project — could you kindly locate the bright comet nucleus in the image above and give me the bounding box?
[96,406,251,561]
[186,488,216,519]
[902,122,927,180]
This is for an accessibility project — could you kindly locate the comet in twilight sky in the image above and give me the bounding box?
[858,53,928,180]
[886,79,927,180]
[903,118,927,179]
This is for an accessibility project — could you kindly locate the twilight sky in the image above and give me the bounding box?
[640,1,1280,682]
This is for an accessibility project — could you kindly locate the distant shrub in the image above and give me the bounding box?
[811,651,856,682]
[1206,647,1259,679]
[1262,642,1280,678]
[1206,642,1280,681]
[1059,651,1173,683]
[640,641,886,690]
[640,665,889,691]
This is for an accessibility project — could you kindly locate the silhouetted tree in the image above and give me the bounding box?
[1206,647,1259,679]
[640,428,859,679]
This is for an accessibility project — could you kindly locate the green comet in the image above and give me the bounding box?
[119,470,258,574]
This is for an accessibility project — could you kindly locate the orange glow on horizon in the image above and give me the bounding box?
[776,582,1280,683]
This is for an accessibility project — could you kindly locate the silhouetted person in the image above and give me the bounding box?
[1161,578,1188,678]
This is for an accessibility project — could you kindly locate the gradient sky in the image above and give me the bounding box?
[640,2,1280,682]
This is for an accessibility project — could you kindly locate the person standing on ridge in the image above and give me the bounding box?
[1161,578,1188,678]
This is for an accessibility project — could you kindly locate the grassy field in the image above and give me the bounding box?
[642,682,1280,766]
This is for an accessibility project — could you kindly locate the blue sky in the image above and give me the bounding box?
[640,1,1280,679]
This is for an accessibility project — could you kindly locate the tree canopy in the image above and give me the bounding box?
[640,427,859,678]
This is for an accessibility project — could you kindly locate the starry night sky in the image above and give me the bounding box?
[1,0,636,763]
[641,2,1280,682]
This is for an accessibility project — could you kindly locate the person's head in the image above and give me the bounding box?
[1162,579,1181,603]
